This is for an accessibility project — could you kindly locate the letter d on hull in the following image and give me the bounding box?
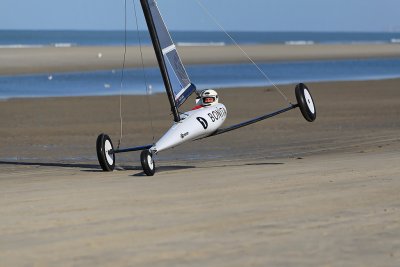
[196,117,208,129]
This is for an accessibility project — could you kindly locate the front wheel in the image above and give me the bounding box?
[96,134,115,171]
[295,83,316,122]
[140,150,156,176]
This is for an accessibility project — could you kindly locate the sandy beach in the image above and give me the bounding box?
[0,45,400,266]
[1,44,400,75]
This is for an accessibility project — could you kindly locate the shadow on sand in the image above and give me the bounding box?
[0,160,284,175]
[131,165,197,176]
[0,160,100,170]
[0,160,197,174]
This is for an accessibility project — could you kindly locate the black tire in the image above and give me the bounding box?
[140,150,156,176]
[96,134,115,171]
[295,83,316,122]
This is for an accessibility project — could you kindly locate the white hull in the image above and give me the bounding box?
[151,103,227,153]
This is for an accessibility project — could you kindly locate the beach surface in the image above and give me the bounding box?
[1,75,400,266]
[1,42,400,266]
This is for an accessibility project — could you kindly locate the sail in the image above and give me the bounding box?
[144,0,196,107]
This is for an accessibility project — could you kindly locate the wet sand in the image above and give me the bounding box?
[1,77,400,266]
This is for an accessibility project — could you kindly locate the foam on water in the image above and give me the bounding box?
[1,30,400,47]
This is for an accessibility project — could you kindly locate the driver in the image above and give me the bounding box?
[192,89,219,110]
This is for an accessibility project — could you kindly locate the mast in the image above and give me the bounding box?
[140,0,180,122]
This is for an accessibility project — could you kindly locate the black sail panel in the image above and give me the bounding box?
[145,0,195,108]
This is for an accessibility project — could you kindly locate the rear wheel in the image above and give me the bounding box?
[141,150,156,176]
[96,134,115,171]
[295,83,316,122]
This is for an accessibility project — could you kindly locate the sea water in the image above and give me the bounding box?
[1,30,400,99]
[1,58,400,99]
[1,30,400,47]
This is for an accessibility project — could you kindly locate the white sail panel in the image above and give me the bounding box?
[147,0,195,107]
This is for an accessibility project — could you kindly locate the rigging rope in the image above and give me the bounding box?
[117,0,156,149]
[117,0,128,150]
[132,0,156,143]
[194,0,292,105]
